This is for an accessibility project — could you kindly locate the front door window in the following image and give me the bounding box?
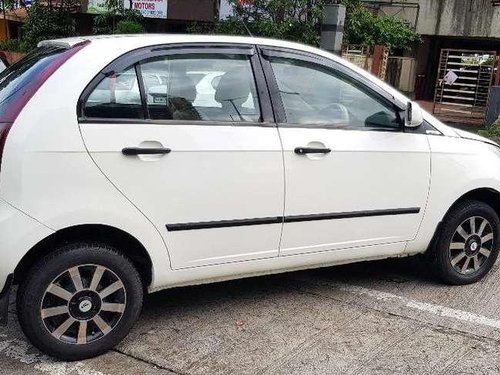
[269,56,402,129]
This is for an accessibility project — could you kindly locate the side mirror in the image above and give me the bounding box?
[405,101,424,128]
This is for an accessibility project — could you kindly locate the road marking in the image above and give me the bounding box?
[0,333,106,375]
[335,283,500,330]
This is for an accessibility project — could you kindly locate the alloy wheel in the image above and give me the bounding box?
[449,216,494,275]
[40,264,126,345]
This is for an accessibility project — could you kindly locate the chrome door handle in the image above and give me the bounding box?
[122,147,171,156]
[294,147,331,155]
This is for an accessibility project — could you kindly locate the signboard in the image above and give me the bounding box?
[443,70,458,85]
[129,0,167,18]
[88,0,168,19]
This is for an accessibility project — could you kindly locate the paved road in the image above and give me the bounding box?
[2,255,500,375]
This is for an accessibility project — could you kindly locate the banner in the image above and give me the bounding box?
[127,0,167,18]
[87,0,168,19]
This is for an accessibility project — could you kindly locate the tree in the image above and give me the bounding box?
[20,0,80,51]
[341,0,420,51]
[201,0,420,52]
[93,0,144,34]
[213,0,325,46]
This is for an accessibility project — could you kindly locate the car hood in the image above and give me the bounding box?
[421,111,498,147]
[452,128,498,147]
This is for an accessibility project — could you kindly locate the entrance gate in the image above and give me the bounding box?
[433,49,496,124]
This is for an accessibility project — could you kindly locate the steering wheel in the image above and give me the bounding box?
[317,103,350,124]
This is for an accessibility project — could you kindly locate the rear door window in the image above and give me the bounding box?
[82,52,261,123]
[138,54,260,122]
[84,66,144,119]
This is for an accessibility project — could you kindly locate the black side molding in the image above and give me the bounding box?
[167,217,282,232]
[166,208,420,232]
[285,208,420,223]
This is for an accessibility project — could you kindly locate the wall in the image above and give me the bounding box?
[168,0,215,22]
[374,0,500,38]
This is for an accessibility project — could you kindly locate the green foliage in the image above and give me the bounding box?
[0,0,16,13]
[187,21,215,35]
[479,117,500,144]
[206,0,420,51]
[93,5,144,34]
[0,38,26,52]
[213,0,324,46]
[115,19,144,33]
[341,0,420,51]
[20,3,77,51]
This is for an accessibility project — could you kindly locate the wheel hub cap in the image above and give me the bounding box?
[69,290,101,320]
[464,235,482,256]
[79,300,92,313]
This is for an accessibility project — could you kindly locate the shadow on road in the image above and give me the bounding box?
[143,255,438,314]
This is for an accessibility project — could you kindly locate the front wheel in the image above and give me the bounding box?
[17,243,143,360]
[434,200,500,285]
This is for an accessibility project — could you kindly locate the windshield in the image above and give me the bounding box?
[0,46,67,122]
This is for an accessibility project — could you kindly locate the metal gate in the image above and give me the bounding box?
[341,44,389,80]
[433,49,497,124]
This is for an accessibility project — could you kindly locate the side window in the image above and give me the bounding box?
[139,54,261,122]
[269,57,401,129]
[84,66,143,119]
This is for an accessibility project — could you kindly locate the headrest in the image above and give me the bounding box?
[215,69,251,104]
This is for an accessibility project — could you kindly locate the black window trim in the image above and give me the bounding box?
[258,46,407,132]
[134,63,149,119]
[77,42,274,126]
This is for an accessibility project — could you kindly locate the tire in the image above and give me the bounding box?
[17,242,143,361]
[433,200,500,285]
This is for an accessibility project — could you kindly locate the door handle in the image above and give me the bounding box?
[122,147,171,156]
[294,147,331,155]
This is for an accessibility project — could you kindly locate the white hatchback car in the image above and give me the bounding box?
[1,34,500,360]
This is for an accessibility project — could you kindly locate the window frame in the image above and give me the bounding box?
[258,46,406,132]
[78,43,274,127]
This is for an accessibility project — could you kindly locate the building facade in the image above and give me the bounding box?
[363,0,500,100]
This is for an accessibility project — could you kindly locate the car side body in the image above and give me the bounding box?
[1,36,500,347]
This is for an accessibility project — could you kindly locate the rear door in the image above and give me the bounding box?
[79,44,284,269]
[260,47,430,256]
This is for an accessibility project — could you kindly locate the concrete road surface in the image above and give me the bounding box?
[2,256,500,374]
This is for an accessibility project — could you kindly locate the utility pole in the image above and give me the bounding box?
[320,0,346,55]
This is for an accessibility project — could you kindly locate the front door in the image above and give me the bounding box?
[261,49,430,256]
[79,45,284,269]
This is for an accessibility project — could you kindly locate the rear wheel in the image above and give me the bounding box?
[434,200,500,285]
[17,243,143,360]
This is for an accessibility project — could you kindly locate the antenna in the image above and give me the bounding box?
[241,19,254,37]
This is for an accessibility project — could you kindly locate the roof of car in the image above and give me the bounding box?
[39,34,324,57]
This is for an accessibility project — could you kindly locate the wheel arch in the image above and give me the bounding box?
[13,224,153,288]
[448,188,500,218]
[425,187,500,256]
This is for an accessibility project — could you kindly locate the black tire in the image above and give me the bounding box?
[434,200,500,285]
[17,243,143,361]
